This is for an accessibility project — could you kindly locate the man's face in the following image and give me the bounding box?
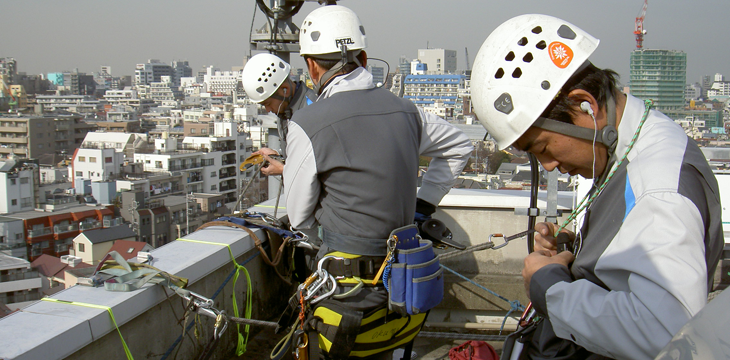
[514,125,608,179]
[260,96,285,115]
[260,85,289,115]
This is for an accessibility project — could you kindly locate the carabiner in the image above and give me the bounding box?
[310,274,337,305]
[488,233,510,250]
[213,311,229,339]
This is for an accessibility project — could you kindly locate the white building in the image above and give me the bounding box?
[181,122,252,204]
[203,66,242,95]
[417,48,457,74]
[0,217,26,259]
[72,148,124,182]
[135,59,173,86]
[35,95,100,115]
[0,253,42,307]
[149,76,181,105]
[0,159,38,215]
[80,132,148,159]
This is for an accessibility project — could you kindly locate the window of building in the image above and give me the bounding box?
[201,129,207,134]
[78,243,85,252]
[155,161,162,168]
[190,128,196,134]
[38,144,43,149]
[11,199,17,206]
[15,233,22,240]
[211,185,217,191]
[10,179,15,185]
[211,171,216,177]
[89,157,97,163]
[105,157,113,163]
[0,236,4,243]
[20,177,28,184]
[78,156,85,162]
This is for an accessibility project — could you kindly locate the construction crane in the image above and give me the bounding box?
[634,0,648,49]
[464,47,471,71]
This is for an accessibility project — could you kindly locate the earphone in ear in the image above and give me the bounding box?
[580,101,594,116]
[283,87,288,95]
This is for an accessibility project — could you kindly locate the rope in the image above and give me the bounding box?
[229,316,278,328]
[438,242,495,261]
[417,331,508,342]
[41,298,134,360]
[177,238,253,356]
[440,264,523,333]
[159,247,262,360]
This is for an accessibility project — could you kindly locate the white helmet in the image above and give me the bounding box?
[299,5,367,59]
[242,53,291,103]
[471,14,600,149]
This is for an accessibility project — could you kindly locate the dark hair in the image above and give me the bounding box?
[540,62,620,124]
[303,51,366,75]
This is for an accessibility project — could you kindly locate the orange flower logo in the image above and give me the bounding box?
[548,42,574,69]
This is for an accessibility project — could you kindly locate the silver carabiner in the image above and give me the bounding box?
[488,233,510,250]
[310,274,337,305]
[213,311,229,339]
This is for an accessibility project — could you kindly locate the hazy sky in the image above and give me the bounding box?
[1,0,726,85]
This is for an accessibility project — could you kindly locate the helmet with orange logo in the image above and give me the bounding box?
[471,14,599,150]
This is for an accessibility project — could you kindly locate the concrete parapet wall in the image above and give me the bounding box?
[0,224,293,360]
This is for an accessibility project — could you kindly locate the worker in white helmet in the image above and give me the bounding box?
[276,5,472,360]
[242,53,316,176]
[471,14,723,360]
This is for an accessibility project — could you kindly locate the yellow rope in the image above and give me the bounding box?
[41,298,133,360]
[177,238,252,356]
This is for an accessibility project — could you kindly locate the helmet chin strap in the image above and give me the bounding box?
[532,90,618,156]
[313,45,362,94]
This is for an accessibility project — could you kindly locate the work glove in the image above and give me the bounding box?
[414,198,437,225]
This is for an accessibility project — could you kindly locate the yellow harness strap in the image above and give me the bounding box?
[177,238,252,356]
[41,298,133,360]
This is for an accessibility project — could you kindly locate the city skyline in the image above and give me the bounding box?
[2,0,728,85]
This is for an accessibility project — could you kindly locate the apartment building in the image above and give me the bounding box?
[0,253,42,306]
[0,159,40,215]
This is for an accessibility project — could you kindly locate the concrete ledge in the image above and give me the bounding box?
[0,224,293,360]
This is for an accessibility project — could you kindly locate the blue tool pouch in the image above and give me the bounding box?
[385,225,444,316]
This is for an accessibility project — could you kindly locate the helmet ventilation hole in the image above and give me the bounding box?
[512,68,522,78]
[532,26,542,34]
[541,81,550,90]
[517,37,528,46]
[505,52,515,61]
[523,53,533,63]
[495,68,505,79]
[536,40,547,50]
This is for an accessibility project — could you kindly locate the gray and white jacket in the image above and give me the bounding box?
[283,67,472,255]
[530,94,724,359]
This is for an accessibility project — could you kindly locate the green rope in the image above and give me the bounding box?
[177,238,252,356]
[42,298,134,360]
[556,99,654,236]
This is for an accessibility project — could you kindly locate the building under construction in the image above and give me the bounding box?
[629,49,687,111]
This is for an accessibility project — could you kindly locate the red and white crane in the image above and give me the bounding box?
[634,0,648,49]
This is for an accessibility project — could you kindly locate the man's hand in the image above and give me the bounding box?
[522,250,575,299]
[252,148,279,157]
[261,154,284,176]
[534,222,575,253]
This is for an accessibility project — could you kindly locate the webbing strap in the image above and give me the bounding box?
[41,298,133,360]
[328,305,362,359]
[177,238,252,356]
